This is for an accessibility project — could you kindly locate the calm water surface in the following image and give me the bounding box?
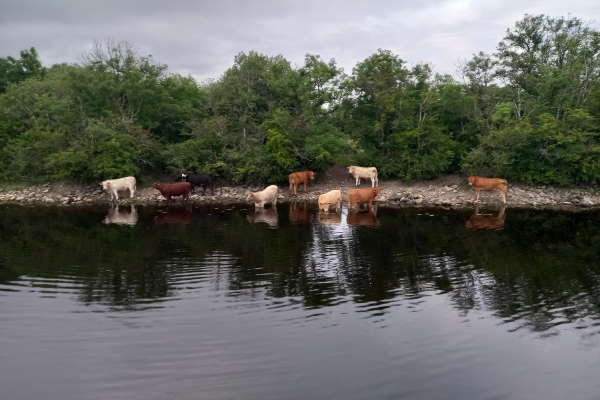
[1,203,599,400]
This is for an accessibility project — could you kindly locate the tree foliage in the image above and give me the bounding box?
[0,15,599,185]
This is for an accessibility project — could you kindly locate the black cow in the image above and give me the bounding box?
[179,173,215,195]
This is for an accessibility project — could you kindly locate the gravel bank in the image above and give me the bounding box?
[0,175,598,211]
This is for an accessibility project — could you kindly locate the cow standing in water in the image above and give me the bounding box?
[288,171,315,195]
[347,188,383,210]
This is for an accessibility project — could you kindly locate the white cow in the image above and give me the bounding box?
[347,166,379,187]
[318,189,342,212]
[100,176,136,203]
[247,185,278,208]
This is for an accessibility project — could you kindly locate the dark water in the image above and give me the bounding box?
[1,203,599,400]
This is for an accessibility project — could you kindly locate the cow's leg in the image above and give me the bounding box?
[303,181,307,192]
[113,190,119,203]
[500,189,507,204]
[371,177,375,188]
[130,185,136,199]
[475,189,480,202]
[273,196,278,207]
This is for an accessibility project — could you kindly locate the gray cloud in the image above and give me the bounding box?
[1,0,598,81]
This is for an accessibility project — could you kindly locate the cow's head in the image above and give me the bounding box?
[100,181,109,190]
[372,188,384,197]
[309,171,316,180]
[246,192,255,201]
[180,173,187,181]
[346,166,354,174]
[152,183,161,190]
[467,176,476,186]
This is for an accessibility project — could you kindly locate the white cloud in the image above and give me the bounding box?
[0,0,598,81]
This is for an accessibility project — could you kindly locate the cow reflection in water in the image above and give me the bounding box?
[247,208,279,228]
[318,210,341,225]
[155,206,194,225]
[103,205,138,226]
[465,206,506,230]
[289,201,313,224]
[347,207,380,227]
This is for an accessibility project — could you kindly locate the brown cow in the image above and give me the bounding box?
[467,176,508,203]
[152,182,193,202]
[289,171,315,195]
[465,206,506,230]
[347,188,383,210]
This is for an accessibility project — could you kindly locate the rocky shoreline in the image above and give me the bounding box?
[0,175,598,211]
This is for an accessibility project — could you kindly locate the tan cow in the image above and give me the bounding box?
[247,185,279,208]
[347,166,378,187]
[289,171,315,195]
[100,176,136,204]
[318,189,342,212]
[347,188,383,210]
[467,176,508,203]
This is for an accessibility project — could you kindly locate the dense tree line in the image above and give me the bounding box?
[0,15,598,185]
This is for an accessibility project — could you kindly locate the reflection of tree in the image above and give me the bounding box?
[1,204,599,334]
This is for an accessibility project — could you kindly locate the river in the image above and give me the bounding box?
[1,203,599,400]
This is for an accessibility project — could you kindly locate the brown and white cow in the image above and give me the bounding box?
[467,176,508,203]
[288,171,315,195]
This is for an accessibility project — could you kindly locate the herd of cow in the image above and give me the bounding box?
[99,166,509,210]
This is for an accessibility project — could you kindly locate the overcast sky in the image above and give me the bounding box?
[1,0,598,82]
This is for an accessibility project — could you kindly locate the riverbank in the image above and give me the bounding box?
[0,174,598,210]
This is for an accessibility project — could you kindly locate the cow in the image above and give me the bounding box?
[289,201,313,224]
[100,176,136,204]
[179,173,215,195]
[347,166,378,187]
[347,187,383,210]
[247,208,279,228]
[102,205,138,226]
[465,206,506,230]
[289,171,315,195]
[318,189,342,212]
[347,208,380,227]
[152,182,193,202]
[467,176,508,203]
[247,185,279,208]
